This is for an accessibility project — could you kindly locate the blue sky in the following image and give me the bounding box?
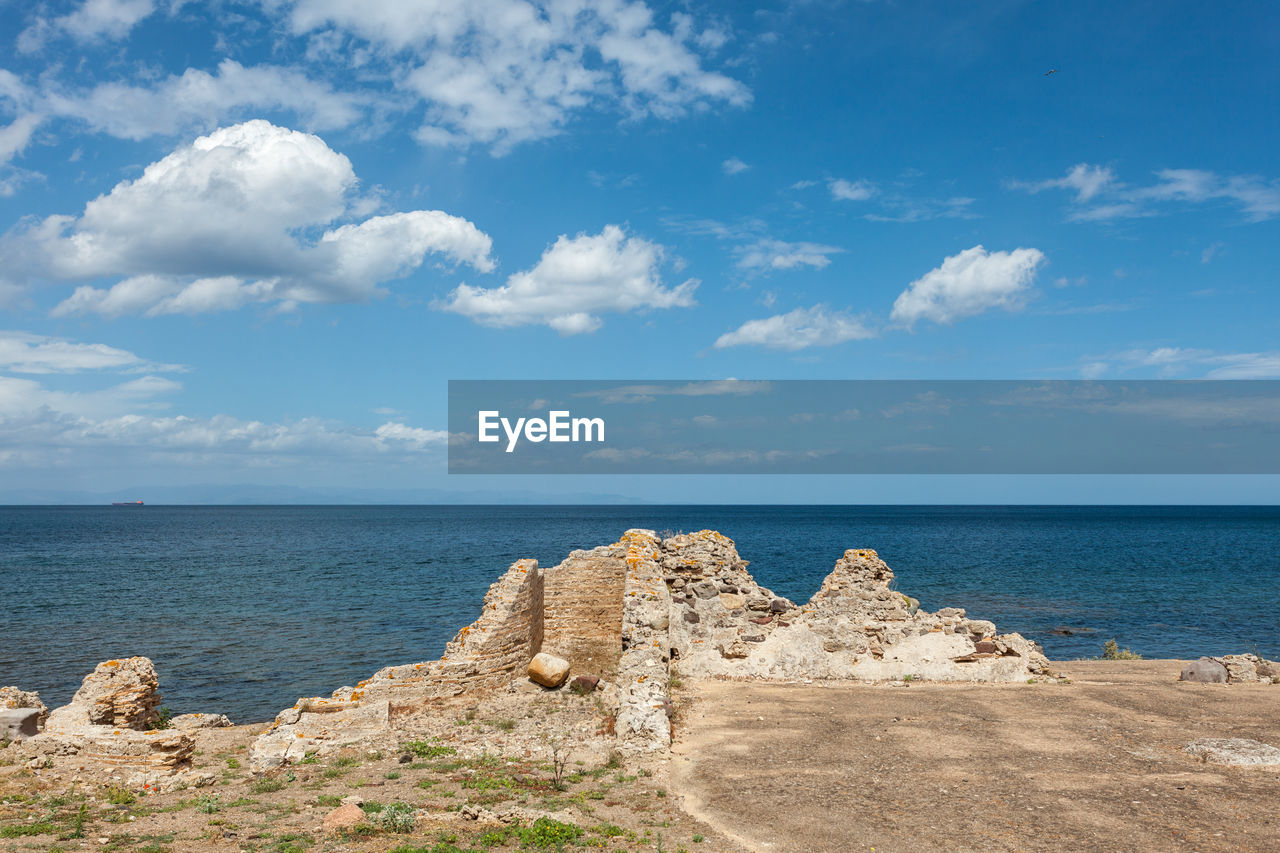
[0,0,1277,500]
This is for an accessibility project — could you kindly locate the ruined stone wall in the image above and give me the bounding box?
[662,531,1049,683]
[542,545,627,678]
[615,530,673,753]
[345,558,546,702]
[253,559,547,770]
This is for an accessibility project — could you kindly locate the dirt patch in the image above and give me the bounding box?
[670,660,1280,853]
[0,687,738,852]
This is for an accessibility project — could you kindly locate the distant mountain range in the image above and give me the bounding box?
[0,484,646,505]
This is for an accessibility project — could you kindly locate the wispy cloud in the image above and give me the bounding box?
[714,304,875,351]
[0,331,183,374]
[666,217,844,275]
[1080,347,1280,379]
[721,157,750,175]
[1013,163,1280,222]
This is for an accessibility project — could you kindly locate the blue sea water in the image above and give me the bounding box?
[1,505,1276,722]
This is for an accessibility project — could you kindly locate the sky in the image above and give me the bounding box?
[0,0,1277,501]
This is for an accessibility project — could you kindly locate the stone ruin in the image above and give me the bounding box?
[249,529,1054,768]
[0,657,216,791]
[7,529,1274,779]
[1,658,236,788]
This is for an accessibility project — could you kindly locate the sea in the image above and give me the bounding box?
[2,505,1276,722]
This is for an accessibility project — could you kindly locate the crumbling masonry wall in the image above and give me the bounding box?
[252,558,546,770]
[543,546,628,678]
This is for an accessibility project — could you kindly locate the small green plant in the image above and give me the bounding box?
[250,778,286,794]
[902,674,915,682]
[1100,639,1143,660]
[692,833,705,843]
[591,822,631,839]
[147,707,174,731]
[548,739,571,792]
[374,802,416,834]
[315,794,342,807]
[224,757,240,770]
[384,771,402,780]
[487,718,516,732]
[65,802,89,839]
[195,794,220,814]
[404,740,457,759]
[516,817,583,848]
[105,785,136,805]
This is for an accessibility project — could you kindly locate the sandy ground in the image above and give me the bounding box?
[670,661,1280,853]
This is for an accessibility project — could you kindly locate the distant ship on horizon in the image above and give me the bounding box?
[111,500,144,506]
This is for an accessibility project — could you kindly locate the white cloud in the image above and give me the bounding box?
[721,157,750,175]
[714,305,875,351]
[0,369,447,469]
[0,114,43,165]
[373,422,450,448]
[829,178,875,201]
[438,225,695,334]
[1087,347,1280,379]
[0,120,493,316]
[1015,163,1280,222]
[667,217,843,277]
[0,331,180,374]
[18,0,156,53]
[1014,162,1114,202]
[277,0,749,153]
[40,60,364,140]
[891,245,1045,328]
[735,238,843,271]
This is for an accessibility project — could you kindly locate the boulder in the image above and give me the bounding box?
[46,657,161,732]
[321,802,366,833]
[1,708,41,740]
[528,653,571,688]
[1179,658,1228,684]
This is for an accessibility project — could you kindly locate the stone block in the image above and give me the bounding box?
[0,708,41,739]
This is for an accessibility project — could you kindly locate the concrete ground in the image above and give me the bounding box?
[671,660,1280,853]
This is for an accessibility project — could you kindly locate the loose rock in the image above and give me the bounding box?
[321,802,366,833]
[528,652,571,688]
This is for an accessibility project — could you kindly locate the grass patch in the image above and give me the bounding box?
[1,822,55,837]
[250,778,286,794]
[405,740,458,759]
